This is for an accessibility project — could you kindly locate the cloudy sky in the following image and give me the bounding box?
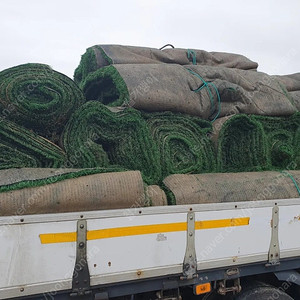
[1,0,299,78]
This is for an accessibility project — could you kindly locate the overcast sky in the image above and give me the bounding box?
[1,0,299,78]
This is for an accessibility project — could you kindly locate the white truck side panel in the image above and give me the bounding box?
[0,221,76,288]
[0,199,300,299]
[278,204,300,256]
[195,207,272,266]
[88,213,187,276]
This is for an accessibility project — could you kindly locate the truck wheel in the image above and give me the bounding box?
[234,285,293,300]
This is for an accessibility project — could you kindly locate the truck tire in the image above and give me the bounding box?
[202,291,233,300]
[234,285,293,300]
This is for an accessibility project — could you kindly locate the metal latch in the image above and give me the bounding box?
[155,288,182,300]
[181,211,197,280]
[217,278,241,295]
[70,219,92,297]
[266,205,280,267]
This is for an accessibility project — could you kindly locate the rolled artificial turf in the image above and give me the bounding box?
[79,65,129,106]
[163,170,300,205]
[74,46,110,86]
[74,44,259,86]
[253,113,300,169]
[62,101,161,184]
[217,114,300,172]
[0,63,85,142]
[0,167,127,194]
[78,63,297,121]
[0,170,148,216]
[143,111,216,178]
[0,118,66,169]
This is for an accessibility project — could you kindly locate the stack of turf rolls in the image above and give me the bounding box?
[1,44,300,210]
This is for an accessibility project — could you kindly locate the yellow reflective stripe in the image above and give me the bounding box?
[40,232,76,244]
[195,217,250,230]
[39,217,250,244]
[40,223,187,244]
[87,222,187,240]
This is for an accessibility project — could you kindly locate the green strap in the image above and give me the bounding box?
[187,68,221,122]
[187,49,197,65]
[281,171,300,196]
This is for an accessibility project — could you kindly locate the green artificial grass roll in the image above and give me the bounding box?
[253,113,300,169]
[79,65,129,106]
[0,63,85,142]
[216,114,300,172]
[143,112,216,178]
[62,101,161,184]
[74,46,111,85]
[0,118,65,169]
[217,115,269,172]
